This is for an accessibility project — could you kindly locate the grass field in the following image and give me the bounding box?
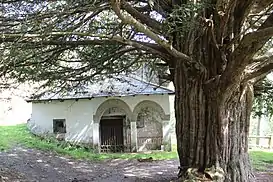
[0,124,178,160]
[249,150,273,170]
[0,124,272,170]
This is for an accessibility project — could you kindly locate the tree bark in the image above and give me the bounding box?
[173,62,255,181]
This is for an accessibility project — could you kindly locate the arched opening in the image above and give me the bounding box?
[136,107,163,151]
[93,99,132,153]
[133,100,168,151]
[100,107,127,153]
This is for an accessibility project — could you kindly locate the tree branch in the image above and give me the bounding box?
[244,55,273,81]
[230,25,273,65]
[253,0,273,13]
[241,27,273,44]
[1,31,168,55]
[121,1,162,33]
[110,0,191,62]
[250,54,273,63]
[231,12,273,63]
[219,12,273,98]
[245,63,273,81]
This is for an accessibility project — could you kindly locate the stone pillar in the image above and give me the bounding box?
[162,120,171,151]
[93,122,100,152]
[130,120,138,152]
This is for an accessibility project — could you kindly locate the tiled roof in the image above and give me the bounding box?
[27,75,174,101]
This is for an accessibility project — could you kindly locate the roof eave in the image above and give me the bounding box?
[25,92,175,103]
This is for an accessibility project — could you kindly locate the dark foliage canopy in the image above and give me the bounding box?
[0,0,273,99]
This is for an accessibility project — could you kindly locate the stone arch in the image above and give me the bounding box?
[133,100,170,151]
[132,100,169,122]
[93,99,133,123]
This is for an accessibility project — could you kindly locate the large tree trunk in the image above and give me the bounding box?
[173,61,255,181]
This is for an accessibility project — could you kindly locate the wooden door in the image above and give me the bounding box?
[100,118,124,152]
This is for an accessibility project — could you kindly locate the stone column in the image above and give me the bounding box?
[130,120,138,152]
[93,122,100,152]
[162,120,171,151]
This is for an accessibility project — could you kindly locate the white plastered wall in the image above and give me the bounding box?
[29,94,171,144]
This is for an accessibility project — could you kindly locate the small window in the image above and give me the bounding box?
[53,119,66,133]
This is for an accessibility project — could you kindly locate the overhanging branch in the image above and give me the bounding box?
[121,1,162,33]
[245,62,273,82]
[220,12,273,96]
[253,0,273,13]
[239,27,273,46]
[231,12,273,64]
[244,54,273,82]
[252,63,273,78]
[110,0,191,62]
[0,32,170,58]
[250,54,273,63]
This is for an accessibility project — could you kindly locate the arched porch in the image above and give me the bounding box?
[92,98,171,153]
[132,100,171,152]
[93,99,133,152]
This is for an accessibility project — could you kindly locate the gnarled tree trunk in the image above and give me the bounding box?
[173,59,255,181]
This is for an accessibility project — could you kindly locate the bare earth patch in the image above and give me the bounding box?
[0,147,272,182]
[0,167,28,182]
[255,166,273,182]
[0,147,178,182]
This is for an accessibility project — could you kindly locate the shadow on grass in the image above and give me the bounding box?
[2,123,272,170]
[261,159,273,164]
[0,124,178,161]
[249,150,273,171]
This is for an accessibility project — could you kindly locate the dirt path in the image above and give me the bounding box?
[0,147,178,182]
[0,147,273,182]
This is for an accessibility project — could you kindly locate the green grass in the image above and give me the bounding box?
[0,124,178,160]
[249,150,273,171]
[1,124,273,169]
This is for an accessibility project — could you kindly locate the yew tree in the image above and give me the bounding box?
[1,0,273,181]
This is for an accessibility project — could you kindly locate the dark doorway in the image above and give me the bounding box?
[100,116,124,153]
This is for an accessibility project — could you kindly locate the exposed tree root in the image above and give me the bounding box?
[174,166,225,182]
